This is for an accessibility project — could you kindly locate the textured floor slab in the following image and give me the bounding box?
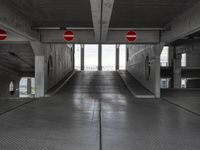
[0,98,32,115]
[0,71,200,150]
[162,89,200,115]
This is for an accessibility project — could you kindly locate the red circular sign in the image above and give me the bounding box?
[0,29,7,40]
[126,31,137,42]
[64,30,74,41]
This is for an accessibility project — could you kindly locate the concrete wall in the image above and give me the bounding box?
[0,69,20,97]
[44,44,74,90]
[31,42,74,97]
[126,44,163,98]
[175,42,200,68]
[187,44,200,68]
[187,79,200,88]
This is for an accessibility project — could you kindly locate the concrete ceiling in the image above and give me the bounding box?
[0,44,35,76]
[110,0,199,28]
[8,0,93,27]
[7,0,200,28]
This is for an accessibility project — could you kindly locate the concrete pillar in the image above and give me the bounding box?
[30,42,47,98]
[98,44,102,71]
[173,54,182,88]
[72,44,75,71]
[27,78,32,95]
[81,44,84,71]
[35,56,47,97]
[168,46,175,67]
[116,44,120,70]
[155,55,161,98]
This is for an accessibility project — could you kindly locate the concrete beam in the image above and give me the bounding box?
[90,0,101,42]
[161,1,200,43]
[41,30,160,44]
[101,0,114,42]
[0,0,39,41]
[30,41,45,56]
[90,0,114,42]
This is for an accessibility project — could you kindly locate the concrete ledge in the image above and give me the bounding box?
[118,70,155,99]
[46,71,76,97]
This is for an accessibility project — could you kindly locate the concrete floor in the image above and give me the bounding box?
[0,98,32,115]
[0,71,200,150]
[162,89,200,116]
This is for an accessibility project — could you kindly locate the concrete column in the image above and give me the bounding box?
[30,42,47,98]
[155,55,161,98]
[116,44,120,70]
[168,46,175,67]
[72,44,75,70]
[98,44,102,71]
[173,54,182,88]
[35,56,47,97]
[27,78,32,95]
[81,44,84,71]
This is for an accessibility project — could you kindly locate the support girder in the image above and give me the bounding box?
[90,0,114,42]
[41,30,160,44]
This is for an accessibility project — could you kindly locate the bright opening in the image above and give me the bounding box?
[181,53,187,67]
[181,78,187,88]
[119,45,126,70]
[84,44,98,71]
[160,46,169,67]
[19,78,35,97]
[160,78,171,88]
[102,44,116,71]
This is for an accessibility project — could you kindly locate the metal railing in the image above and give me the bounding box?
[75,66,126,71]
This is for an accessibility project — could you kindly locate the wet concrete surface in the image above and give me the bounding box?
[0,71,200,150]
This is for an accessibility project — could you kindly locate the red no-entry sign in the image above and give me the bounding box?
[0,29,7,40]
[64,30,74,41]
[126,31,137,42]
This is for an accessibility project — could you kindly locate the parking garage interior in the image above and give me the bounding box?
[0,0,200,149]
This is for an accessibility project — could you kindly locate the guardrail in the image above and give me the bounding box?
[75,66,126,71]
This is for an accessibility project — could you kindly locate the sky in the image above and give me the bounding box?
[74,44,126,71]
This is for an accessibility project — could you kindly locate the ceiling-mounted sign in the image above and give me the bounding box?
[0,29,7,40]
[64,30,74,42]
[126,31,137,42]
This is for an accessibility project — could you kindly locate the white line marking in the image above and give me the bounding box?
[126,35,136,38]
[64,35,74,37]
[0,34,7,36]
